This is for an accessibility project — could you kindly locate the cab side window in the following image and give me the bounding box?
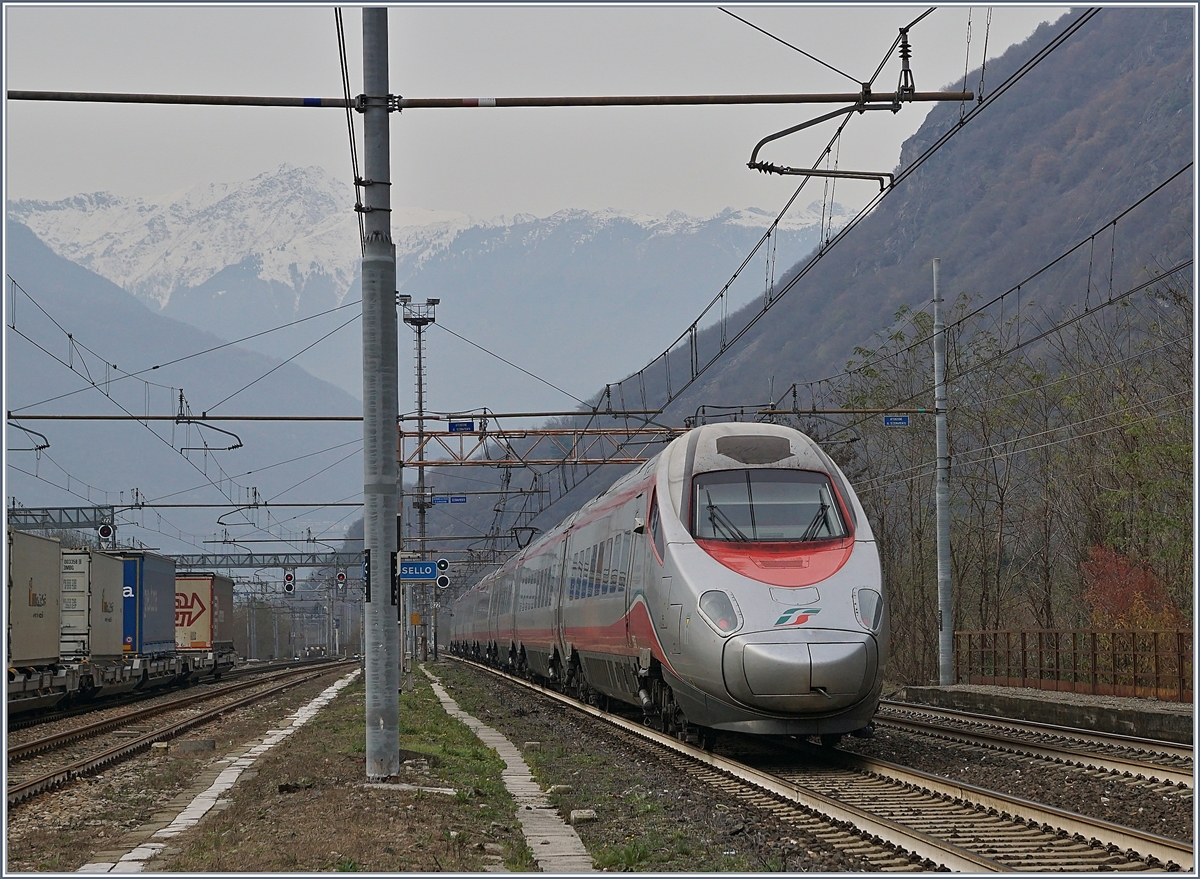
[649,494,664,564]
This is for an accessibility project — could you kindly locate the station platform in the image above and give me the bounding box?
[895,684,1194,745]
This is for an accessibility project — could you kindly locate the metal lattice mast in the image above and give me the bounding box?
[401,296,437,668]
[361,6,400,781]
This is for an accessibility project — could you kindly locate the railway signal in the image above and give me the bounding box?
[283,569,296,594]
[436,557,450,589]
[336,569,347,593]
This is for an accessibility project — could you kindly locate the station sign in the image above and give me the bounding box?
[432,496,450,504]
[399,561,437,581]
[883,415,911,427]
[448,420,475,433]
[450,496,467,504]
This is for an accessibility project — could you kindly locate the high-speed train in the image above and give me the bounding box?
[448,422,886,743]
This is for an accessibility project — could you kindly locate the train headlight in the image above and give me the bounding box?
[698,591,741,636]
[854,588,884,632]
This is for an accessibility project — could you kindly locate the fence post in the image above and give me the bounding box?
[1020,631,1027,688]
[1179,630,1186,702]
[1090,631,1097,695]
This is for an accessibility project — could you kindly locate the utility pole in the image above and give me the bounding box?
[361,6,400,781]
[933,258,953,685]
[401,296,437,668]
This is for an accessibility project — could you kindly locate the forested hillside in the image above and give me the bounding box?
[481,7,1192,684]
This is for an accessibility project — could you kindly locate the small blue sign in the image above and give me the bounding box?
[448,420,475,433]
[883,415,911,427]
[431,496,450,504]
[399,561,437,581]
[450,495,467,504]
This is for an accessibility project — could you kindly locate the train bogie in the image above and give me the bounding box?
[450,423,887,739]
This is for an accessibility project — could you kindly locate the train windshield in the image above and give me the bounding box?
[692,469,847,542]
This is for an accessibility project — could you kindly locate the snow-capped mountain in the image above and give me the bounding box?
[9,165,850,408]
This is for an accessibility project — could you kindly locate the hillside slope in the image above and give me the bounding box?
[629,7,1192,415]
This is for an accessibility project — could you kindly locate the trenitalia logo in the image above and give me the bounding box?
[774,607,820,627]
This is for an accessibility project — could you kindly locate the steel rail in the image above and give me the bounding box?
[453,657,1193,871]
[875,711,1194,788]
[7,665,339,762]
[6,669,332,806]
[880,699,1194,761]
[451,658,1005,871]
[780,740,1193,870]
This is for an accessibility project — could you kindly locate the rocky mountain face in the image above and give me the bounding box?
[10,167,849,407]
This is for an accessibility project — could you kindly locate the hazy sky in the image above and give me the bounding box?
[6,4,1069,219]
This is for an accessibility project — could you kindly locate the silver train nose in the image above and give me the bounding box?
[721,629,878,713]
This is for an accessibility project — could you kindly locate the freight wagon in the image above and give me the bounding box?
[175,573,236,680]
[7,528,73,712]
[111,551,181,688]
[61,549,139,697]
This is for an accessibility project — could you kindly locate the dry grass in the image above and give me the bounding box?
[156,670,535,872]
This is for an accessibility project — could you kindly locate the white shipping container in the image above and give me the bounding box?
[61,550,125,660]
[8,529,62,667]
[175,573,235,649]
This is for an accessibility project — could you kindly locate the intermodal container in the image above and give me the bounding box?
[61,549,125,660]
[7,529,62,667]
[110,552,177,656]
[175,573,235,650]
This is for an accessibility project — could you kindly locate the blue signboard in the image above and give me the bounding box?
[448,420,475,433]
[883,415,911,427]
[399,561,437,581]
[431,496,450,504]
[450,496,467,504]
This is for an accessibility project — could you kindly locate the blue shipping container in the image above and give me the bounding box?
[115,552,177,656]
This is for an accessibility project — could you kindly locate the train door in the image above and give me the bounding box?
[553,534,571,658]
[625,493,646,648]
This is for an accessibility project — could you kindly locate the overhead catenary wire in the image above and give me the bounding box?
[6,280,352,554]
[10,294,362,413]
[718,7,861,86]
[432,322,588,407]
[821,260,1192,445]
[335,7,366,256]
[204,312,360,412]
[772,162,1192,406]
[603,9,1100,421]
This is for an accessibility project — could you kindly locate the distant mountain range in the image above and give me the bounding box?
[10,167,850,408]
[4,221,364,554]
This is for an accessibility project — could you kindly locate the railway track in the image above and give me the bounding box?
[876,700,1194,788]
[453,658,1193,871]
[6,664,345,807]
[6,657,341,732]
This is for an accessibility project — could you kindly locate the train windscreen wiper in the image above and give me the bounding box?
[800,501,830,542]
[705,490,750,542]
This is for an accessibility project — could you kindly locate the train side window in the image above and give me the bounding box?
[603,537,615,594]
[649,495,664,564]
[588,545,599,597]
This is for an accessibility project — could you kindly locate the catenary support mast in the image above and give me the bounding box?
[361,6,400,781]
[933,258,953,685]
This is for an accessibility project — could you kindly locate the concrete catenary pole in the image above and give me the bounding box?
[361,7,400,780]
[933,258,953,685]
